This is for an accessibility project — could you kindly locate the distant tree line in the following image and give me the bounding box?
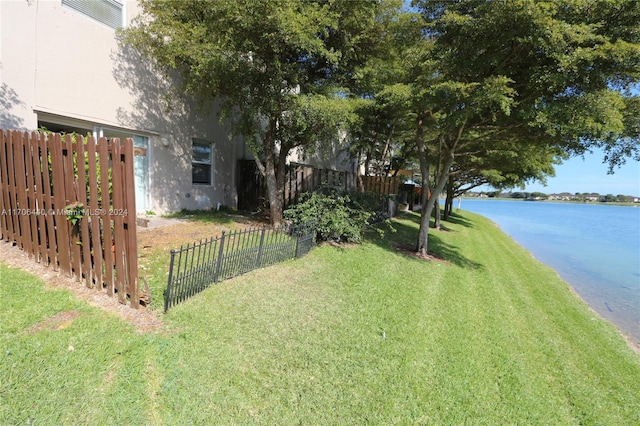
[467,192,638,203]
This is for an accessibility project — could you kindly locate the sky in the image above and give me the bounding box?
[505,148,640,196]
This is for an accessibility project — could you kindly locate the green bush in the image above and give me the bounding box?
[284,191,372,243]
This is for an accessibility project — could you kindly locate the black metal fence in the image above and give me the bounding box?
[164,222,316,311]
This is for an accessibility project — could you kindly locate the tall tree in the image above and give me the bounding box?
[410,0,640,256]
[120,0,382,225]
[345,2,415,187]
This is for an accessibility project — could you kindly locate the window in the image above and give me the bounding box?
[62,0,124,30]
[192,139,213,186]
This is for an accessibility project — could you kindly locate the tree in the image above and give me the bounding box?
[346,2,416,188]
[121,0,382,225]
[409,0,640,256]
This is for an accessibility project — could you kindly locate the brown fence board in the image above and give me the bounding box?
[49,133,70,274]
[0,133,6,241]
[5,132,18,245]
[62,134,81,281]
[0,136,5,241]
[0,132,11,241]
[25,132,38,257]
[2,131,18,243]
[98,138,114,296]
[122,138,139,307]
[0,130,140,308]
[110,138,127,303]
[31,134,44,261]
[362,175,400,196]
[51,134,66,271]
[14,132,31,254]
[74,134,91,287]
[39,132,56,267]
[86,137,103,287]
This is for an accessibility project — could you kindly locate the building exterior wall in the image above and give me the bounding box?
[285,129,357,174]
[0,0,242,214]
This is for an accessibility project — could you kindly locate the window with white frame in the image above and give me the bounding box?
[62,0,124,30]
[192,139,213,186]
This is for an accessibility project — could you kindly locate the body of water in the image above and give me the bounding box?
[458,198,640,345]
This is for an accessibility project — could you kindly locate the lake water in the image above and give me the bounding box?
[457,199,640,345]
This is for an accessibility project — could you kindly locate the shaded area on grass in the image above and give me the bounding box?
[164,207,268,226]
[366,211,483,270]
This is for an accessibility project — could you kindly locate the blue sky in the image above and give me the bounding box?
[521,148,640,196]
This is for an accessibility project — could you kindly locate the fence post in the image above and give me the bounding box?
[165,249,176,312]
[214,231,226,283]
[256,225,266,268]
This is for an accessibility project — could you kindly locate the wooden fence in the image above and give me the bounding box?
[237,159,358,212]
[284,162,356,207]
[0,130,141,308]
[361,175,401,196]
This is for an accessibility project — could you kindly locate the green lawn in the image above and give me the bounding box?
[1,211,639,424]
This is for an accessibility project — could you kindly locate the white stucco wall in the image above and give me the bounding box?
[0,0,241,214]
[286,129,357,174]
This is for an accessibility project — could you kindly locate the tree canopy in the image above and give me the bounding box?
[121,0,640,254]
[121,0,385,224]
[404,0,640,254]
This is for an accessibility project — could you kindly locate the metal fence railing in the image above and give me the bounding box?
[164,222,316,312]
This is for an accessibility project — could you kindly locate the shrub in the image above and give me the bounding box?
[284,191,372,243]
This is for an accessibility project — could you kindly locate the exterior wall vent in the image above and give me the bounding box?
[62,0,123,30]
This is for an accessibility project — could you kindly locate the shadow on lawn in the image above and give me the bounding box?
[367,211,483,270]
[164,208,269,226]
[444,210,476,228]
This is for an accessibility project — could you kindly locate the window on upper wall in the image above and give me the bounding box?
[192,139,213,186]
[62,0,124,30]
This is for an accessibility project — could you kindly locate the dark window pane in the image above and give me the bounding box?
[192,164,211,185]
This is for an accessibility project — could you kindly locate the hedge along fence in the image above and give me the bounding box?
[0,130,142,308]
[165,222,316,312]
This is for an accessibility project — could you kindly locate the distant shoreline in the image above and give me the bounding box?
[459,196,639,207]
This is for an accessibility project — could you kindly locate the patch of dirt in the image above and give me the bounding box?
[138,221,226,251]
[137,215,268,251]
[323,240,359,249]
[26,310,82,333]
[393,244,453,265]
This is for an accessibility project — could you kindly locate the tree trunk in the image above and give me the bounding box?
[415,115,430,256]
[416,140,456,256]
[274,142,289,226]
[434,193,441,230]
[356,150,365,193]
[264,149,283,226]
[260,116,285,226]
[433,135,442,230]
[444,179,454,221]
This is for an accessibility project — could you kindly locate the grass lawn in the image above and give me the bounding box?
[1,210,639,424]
